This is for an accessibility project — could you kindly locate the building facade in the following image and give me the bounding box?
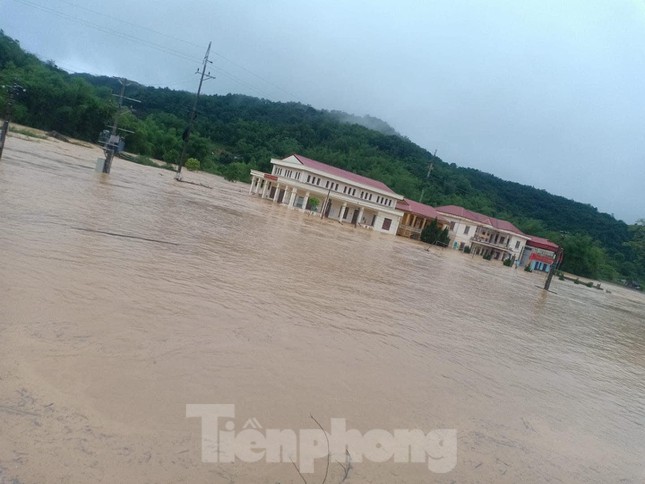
[520,236,560,272]
[396,199,449,241]
[249,154,404,235]
[436,205,530,261]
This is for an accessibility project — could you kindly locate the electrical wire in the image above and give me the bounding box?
[9,0,299,101]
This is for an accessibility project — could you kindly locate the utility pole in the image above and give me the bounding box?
[544,247,564,291]
[102,78,139,174]
[419,149,436,203]
[0,82,27,161]
[176,41,215,180]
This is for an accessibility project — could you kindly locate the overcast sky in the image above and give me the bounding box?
[3,0,644,223]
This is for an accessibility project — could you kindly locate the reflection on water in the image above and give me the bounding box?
[0,136,643,483]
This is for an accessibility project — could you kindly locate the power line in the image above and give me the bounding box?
[210,51,298,100]
[10,0,299,102]
[55,0,204,50]
[10,0,201,64]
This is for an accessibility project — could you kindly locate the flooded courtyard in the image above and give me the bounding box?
[0,134,643,483]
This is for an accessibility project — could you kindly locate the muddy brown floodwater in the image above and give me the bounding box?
[0,134,644,483]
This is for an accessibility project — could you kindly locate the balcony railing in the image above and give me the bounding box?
[471,235,510,249]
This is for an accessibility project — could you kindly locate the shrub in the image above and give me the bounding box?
[524,265,532,272]
[503,259,513,267]
[308,197,320,212]
[463,246,471,254]
[185,158,200,171]
[483,253,492,261]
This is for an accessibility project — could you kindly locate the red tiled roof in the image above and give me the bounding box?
[527,235,559,252]
[435,205,526,236]
[396,199,448,223]
[291,154,397,194]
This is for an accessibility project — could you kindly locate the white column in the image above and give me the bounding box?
[288,187,297,208]
[261,180,269,199]
[301,191,310,212]
[357,207,364,226]
[339,202,347,222]
[249,176,257,194]
[272,183,281,202]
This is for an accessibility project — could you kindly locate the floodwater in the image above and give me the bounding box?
[0,135,643,483]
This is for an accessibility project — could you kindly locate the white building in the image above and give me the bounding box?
[436,205,530,261]
[249,154,404,235]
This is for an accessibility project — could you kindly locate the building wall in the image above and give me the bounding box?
[439,214,528,258]
[252,161,403,236]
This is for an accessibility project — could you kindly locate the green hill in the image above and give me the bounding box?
[1,31,642,282]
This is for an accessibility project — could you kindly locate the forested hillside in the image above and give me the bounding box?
[1,31,642,282]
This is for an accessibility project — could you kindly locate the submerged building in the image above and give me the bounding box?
[249,155,404,235]
[396,198,449,241]
[520,236,560,272]
[435,205,530,261]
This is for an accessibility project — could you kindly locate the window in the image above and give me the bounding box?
[326,181,330,188]
[382,218,392,231]
[307,175,311,183]
[352,189,356,196]
[316,178,320,186]
[464,226,470,235]
[449,221,455,230]
[515,241,521,249]
[335,183,339,190]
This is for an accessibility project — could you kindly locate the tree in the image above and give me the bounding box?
[420,218,442,244]
[626,219,645,277]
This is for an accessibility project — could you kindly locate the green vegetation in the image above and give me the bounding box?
[184,157,200,171]
[308,197,320,212]
[0,31,642,282]
[420,219,450,246]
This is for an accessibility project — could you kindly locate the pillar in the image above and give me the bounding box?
[339,202,347,222]
[248,176,256,195]
[357,207,364,226]
[288,187,297,208]
[301,191,310,212]
[272,183,280,203]
[261,180,269,199]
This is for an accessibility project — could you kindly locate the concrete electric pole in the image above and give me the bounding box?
[175,41,215,180]
[101,78,140,174]
[418,149,436,203]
